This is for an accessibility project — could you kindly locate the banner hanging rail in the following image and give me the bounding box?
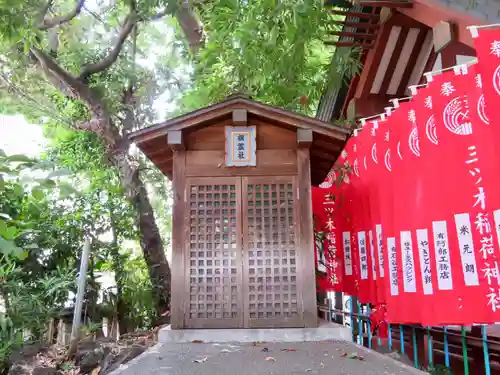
[424,59,478,82]
[360,112,386,127]
[408,83,427,95]
[389,96,411,108]
[468,23,500,38]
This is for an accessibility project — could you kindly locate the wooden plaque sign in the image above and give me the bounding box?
[225,126,257,167]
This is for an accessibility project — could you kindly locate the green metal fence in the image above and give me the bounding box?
[324,295,498,375]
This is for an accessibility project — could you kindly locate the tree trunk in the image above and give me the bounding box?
[114,154,171,324]
[109,210,132,334]
[175,4,204,53]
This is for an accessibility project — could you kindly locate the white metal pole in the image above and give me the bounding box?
[68,237,91,356]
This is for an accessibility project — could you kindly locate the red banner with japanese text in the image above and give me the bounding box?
[349,129,378,304]
[382,100,420,324]
[363,119,387,305]
[472,27,500,141]
[373,110,401,323]
[423,67,500,324]
[309,25,500,325]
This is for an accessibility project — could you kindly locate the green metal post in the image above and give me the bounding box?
[357,299,363,345]
[350,297,355,342]
[328,297,332,322]
[427,326,433,366]
[412,326,418,368]
[388,323,393,351]
[400,325,405,354]
[461,327,469,375]
[443,327,450,368]
[482,325,491,375]
[367,305,372,349]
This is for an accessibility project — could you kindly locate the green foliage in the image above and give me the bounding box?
[121,253,157,330]
[427,365,454,375]
[0,148,79,371]
[181,0,360,116]
[0,149,77,259]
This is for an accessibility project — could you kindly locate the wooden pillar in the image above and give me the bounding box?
[297,129,318,328]
[170,130,186,329]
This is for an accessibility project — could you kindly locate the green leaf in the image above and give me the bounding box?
[0,213,11,220]
[0,220,7,236]
[59,183,79,198]
[13,184,23,197]
[0,148,5,157]
[14,248,28,260]
[0,237,23,257]
[39,179,57,188]
[46,169,72,179]
[31,187,45,201]
[24,243,38,249]
[5,154,32,163]
[5,226,18,240]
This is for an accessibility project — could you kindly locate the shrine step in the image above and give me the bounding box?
[158,322,351,343]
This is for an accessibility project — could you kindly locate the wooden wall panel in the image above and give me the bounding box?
[185,149,297,177]
[296,148,318,328]
[171,150,186,329]
[185,121,297,151]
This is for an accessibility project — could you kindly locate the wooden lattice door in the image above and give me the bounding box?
[184,177,244,328]
[242,176,303,328]
[184,176,303,329]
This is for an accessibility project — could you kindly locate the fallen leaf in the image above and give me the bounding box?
[193,357,207,363]
[320,362,324,369]
[347,352,364,360]
[281,348,297,352]
[261,347,269,352]
[265,357,276,362]
[305,369,312,372]
[341,352,348,357]
[191,340,204,344]
[220,349,232,353]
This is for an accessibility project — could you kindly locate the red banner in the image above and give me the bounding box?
[309,26,500,325]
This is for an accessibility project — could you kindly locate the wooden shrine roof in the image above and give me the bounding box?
[129,95,351,186]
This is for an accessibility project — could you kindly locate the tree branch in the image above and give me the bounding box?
[75,118,102,132]
[150,9,169,21]
[38,0,54,24]
[78,13,137,80]
[29,46,111,124]
[39,0,86,30]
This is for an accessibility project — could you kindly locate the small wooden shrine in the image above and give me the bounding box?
[130,95,349,329]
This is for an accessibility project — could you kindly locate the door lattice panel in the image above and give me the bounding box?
[244,177,303,327]
[186,178,242,328]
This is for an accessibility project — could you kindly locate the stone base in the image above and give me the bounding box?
[158,321,351,343]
